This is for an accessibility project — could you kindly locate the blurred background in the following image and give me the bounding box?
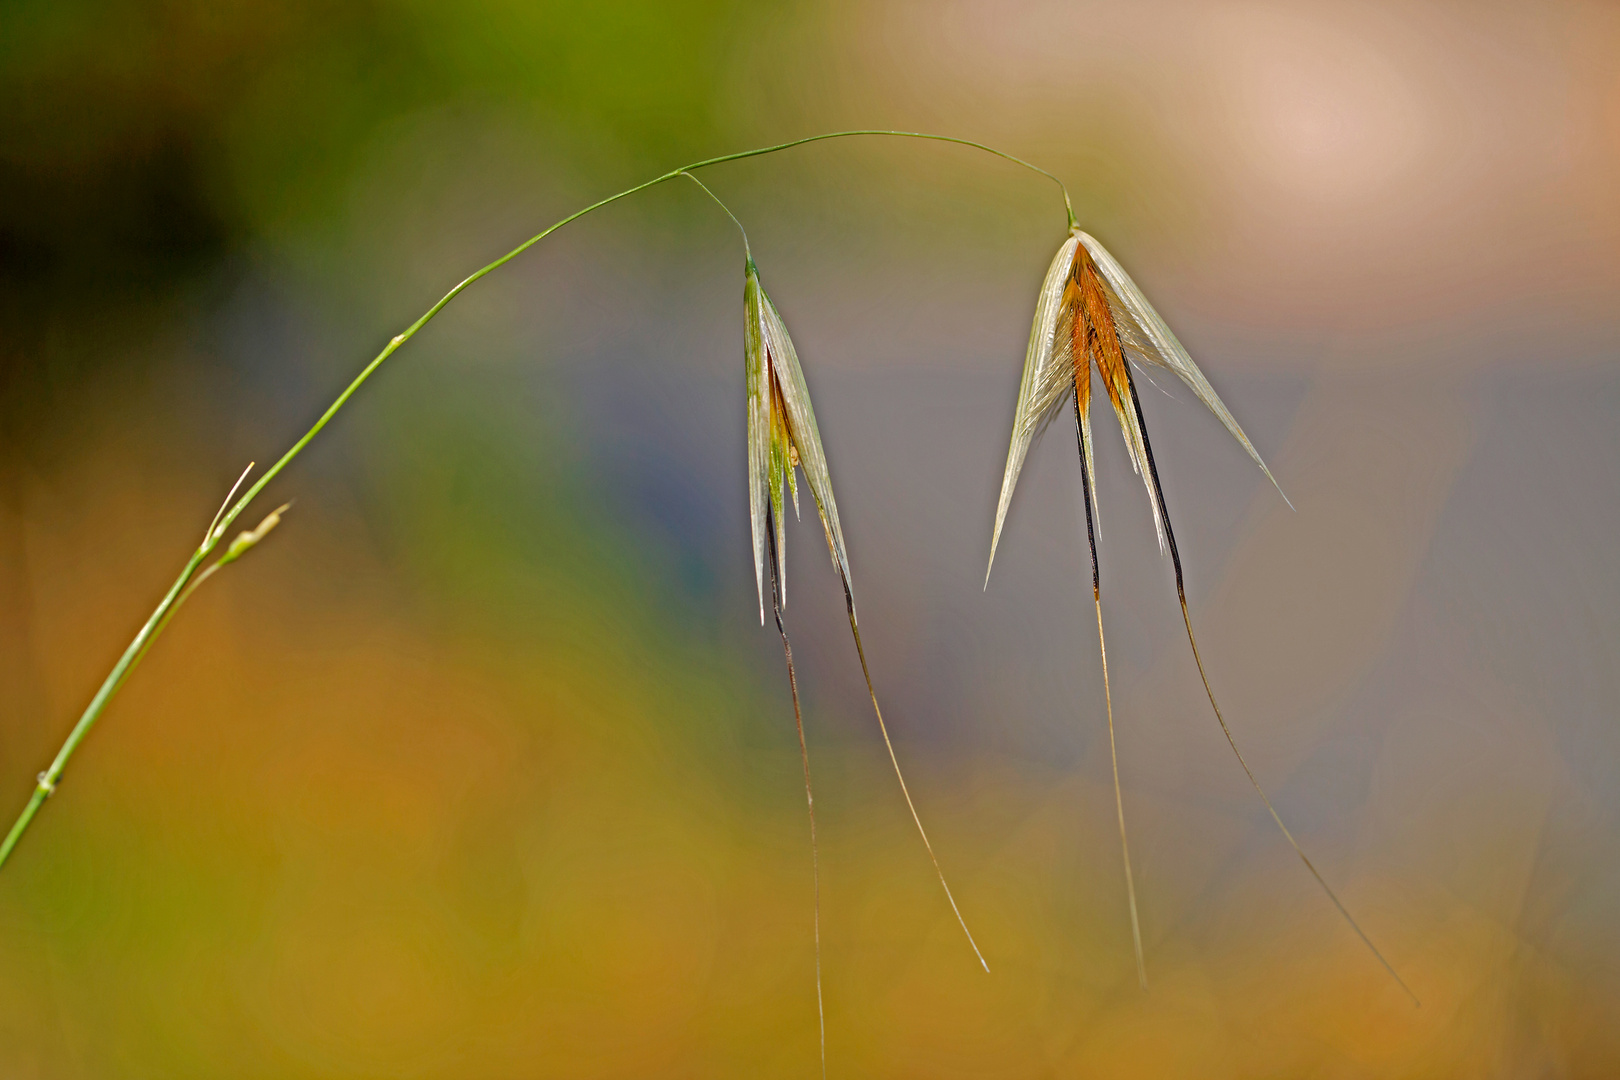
[2,0,1618,1075]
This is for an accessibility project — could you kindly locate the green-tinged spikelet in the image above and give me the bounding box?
[744,255,852,624]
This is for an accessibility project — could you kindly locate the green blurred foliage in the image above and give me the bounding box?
[0,0,747,400]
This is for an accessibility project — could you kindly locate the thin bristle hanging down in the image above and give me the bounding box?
[745,255,987,975]
[842,603,989,974]
[1122,372,1419,1006]
[1074,399,1145,989]
[1095,595,1145,990]
[766,508,827,1079]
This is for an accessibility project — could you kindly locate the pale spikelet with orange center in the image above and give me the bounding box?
[985,227,1416,1004]
[988,228,1286,578]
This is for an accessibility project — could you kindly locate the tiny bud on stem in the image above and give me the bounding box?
[222,503,292,564]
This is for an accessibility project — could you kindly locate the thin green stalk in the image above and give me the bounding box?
[677,171,751,254]
[0,549,205,868]
[0,129,1072,873]
[0,500,288,870]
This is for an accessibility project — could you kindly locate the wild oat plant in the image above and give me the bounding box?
[986,225,1418,1005]
[0,131,1415,1073]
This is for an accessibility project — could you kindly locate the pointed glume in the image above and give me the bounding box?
[987,234,1080,585]
[767,507,827,1077]
[1076,231,1291,509]
[1121,366,1420,1007]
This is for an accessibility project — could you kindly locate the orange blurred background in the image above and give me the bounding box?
[3,1,1618,1075]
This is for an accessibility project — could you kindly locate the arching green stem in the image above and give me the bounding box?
[678,171,751,255]
[0,129,1071,873]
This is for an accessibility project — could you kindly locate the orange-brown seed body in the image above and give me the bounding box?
[1068,245,1130,420]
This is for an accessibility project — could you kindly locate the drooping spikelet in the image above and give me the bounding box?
[745,255,851,624]
[984,226,1415,1004]
[986,228,1287,583]
[742,250,987,984]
